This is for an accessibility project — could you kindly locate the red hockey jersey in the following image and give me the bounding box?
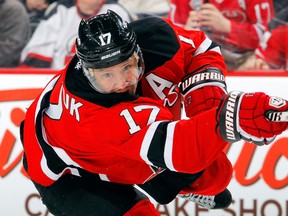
[22,17,231,195]
[168,0,274,52]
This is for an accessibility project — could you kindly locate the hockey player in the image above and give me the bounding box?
[20,10,288,215]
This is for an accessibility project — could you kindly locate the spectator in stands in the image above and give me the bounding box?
[25,0,50,11]
[252,7,288,70]
[20,0,132,69]
[168,0,274,70]
[21,0,58,34]
[0,0,30,67]
[253,25,287,70]
[118,0,170,20]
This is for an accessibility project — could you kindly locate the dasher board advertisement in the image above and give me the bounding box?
[0,71,287,216]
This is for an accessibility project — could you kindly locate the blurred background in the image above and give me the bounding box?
[0,0,287,215]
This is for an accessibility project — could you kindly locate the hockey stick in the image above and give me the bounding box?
[265,110,288,122]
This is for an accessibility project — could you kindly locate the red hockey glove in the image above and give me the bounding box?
[217,91,288,145]
[180,67,227,117]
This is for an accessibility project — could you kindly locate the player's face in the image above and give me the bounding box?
[77,0,103,16]
[88,55,140,94]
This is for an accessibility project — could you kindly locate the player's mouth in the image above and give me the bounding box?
[114,84,136,94]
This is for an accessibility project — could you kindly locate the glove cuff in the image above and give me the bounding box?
[218,91,243,143]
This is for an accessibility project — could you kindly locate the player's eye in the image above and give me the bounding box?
[124,65,131,71]
[102,73,113,79]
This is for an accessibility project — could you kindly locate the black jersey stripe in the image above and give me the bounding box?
[146,121,169,169]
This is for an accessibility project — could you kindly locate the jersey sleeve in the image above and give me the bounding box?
[116,107,227,174]
[69,98,227,184]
